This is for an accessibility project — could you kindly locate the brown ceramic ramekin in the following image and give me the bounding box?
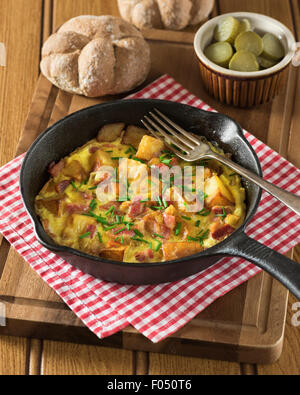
[194,12,296,107]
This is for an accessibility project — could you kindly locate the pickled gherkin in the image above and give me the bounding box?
[234,31,264,57]
[262,33,285,60]
[258,56,278,69]
[237,19,252,35]
[229,51,259,72]
[214,16,240,44]
[204,42,233,67]
[204,15,285,72]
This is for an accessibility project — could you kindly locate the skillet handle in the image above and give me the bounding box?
[222,231,300,300]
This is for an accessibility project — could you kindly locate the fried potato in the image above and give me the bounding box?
[99,246,127,261]
[162,241,203,261]
[136,135,164,161]
[96,122,125,142]
[121,125,148,149]
[204,175,234,208]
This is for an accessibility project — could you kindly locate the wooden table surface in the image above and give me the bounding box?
[0,0,299,375]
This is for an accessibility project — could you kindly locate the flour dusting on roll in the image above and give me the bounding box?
[40,15,151,97]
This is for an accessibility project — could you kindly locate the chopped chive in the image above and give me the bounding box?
[148,241,152,250]
[111,157,123,160]
[120,235,124,244]
[195,220,200,227]
[89,199,97,211]
[105,150,113,153]
[155,195,163,207]
[197,208,210,216]
[187,236,199,242]
[133,229,144,238]
[140,199,148,203]
[162,197,168,208]
[97,231,102,243]
[88,186,98,190]
[71,181,78,191]
[198,191,208,201]
[114,237,120,242]
[132,157,146,163]
[102,224,117,231]
[181,215,191,221]
[216,206,227,221]
[114,227,126,234]
[153,233,164,239]
[175,222,182,236]
[105,206,115,216]
[131,237,149,244]
[155,241,162,252]
[79,232,90,239]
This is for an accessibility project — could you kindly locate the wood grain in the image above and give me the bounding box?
[0,0,43,376]
[41,341,134,375]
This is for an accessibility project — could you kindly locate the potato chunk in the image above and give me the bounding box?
[62,160,87,182]
[96,123,125,142]
[204,175,234,208]
[121,125,148,149]
[162,242,203,261]
[136,135,164,161]
[99,246,127,261]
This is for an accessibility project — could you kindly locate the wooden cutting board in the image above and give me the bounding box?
[0,9,298,364]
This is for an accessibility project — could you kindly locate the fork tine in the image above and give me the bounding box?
[148,111,196,150]
[141,119,187,160]
[143,115,190,153]
[153,108,200,146]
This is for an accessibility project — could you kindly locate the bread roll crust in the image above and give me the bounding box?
[118,0,214,30]
[40,15,150,97]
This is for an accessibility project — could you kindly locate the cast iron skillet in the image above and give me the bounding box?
[20,99,300,299]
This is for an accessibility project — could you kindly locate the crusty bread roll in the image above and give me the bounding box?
[40,15,151,97]
[118,0,214,31]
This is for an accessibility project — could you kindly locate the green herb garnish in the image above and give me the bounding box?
[89,199,97,211]
[181,215,191,221]
[79,232,90,239]
[155,241,162,252]
[133,229,144,238]
[216,206,227,222]
[175,222,182,236]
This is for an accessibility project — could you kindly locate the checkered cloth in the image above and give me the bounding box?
[0,74,300,343]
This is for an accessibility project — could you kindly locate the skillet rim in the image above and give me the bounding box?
[20,98,263,269]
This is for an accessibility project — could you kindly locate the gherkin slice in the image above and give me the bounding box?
[234,31,264,57]
[214,16,240,44]
[229,50,259,72]
[204,41,233,67]
[237,18,252,35]
[258,56,278,69]
[262,33,285,60]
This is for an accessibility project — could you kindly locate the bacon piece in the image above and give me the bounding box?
[210,221,235,240]
[211,206,233,215]
[89,146,99,154]
[163,212,176,230]
[48,159,65,177]
[55,180,71,193]
[135,249,154,262]
[65,203,90,214]
[128,199,146,218]
[86,224,96,238]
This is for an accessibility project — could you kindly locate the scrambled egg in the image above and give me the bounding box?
[35,123,246,263]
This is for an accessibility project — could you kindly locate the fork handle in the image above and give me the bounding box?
[210,153,300,216]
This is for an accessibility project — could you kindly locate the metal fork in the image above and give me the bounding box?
[141,108,300,216]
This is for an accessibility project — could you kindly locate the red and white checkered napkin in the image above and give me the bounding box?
[1,75,300,343]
